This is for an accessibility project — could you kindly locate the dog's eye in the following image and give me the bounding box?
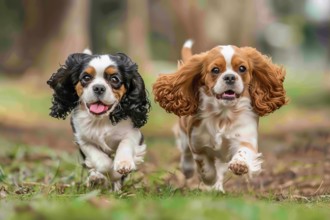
[211,67,220,74]
[82,74,92,82]
[110,76,120,84]
[238,65,247,73]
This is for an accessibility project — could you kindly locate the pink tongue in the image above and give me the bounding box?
[222,92,236,98]
[89,103,109,114]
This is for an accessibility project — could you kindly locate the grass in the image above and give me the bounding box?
[1,138,330,220]
[3,194,330,220]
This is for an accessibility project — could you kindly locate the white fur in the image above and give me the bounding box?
[83,48,92,55]
[72,109,146,191]
[89,55,117,73]
[220,45,234,69]
[213,46,244,98]
[228,147,262,178]
[72,55,146,191]
[173,123,195,178]
[183,39,194,48]
[181,90,262,191]
[81,56,119,115]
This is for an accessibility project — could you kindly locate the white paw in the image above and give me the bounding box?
[229,148,263,177]
[87,171,108,187]
[212,181,225,193]
[228,160,249,176]
[112,181,123,192]
[114,159,136,175]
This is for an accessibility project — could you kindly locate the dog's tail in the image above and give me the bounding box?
[181,39,194,63]
[83,48,92,55]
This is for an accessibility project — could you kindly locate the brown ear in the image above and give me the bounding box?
[152,53,206,116]
[243,47,288,116]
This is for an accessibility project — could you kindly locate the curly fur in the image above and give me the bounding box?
[242,47,288,116]
[47,53,92,119]
[47,53,150,128]
[153,53,206,116]
[110,53,150,128]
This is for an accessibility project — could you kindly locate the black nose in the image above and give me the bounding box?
[223,74,236,85]
[93,84,106,96]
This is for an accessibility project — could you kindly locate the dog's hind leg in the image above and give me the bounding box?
[174,123,195,179]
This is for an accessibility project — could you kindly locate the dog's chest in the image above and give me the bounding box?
[192,97,256,151]
[72,111,129,152]
[192,113,238,150]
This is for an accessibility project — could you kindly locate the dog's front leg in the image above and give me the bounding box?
[113,131,142,176]
[228,140,262,177]
[79,142,113,187]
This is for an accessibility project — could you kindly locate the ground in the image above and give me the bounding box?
[0,70,329,219]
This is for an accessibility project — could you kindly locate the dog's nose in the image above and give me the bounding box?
[93,84,106,96]
[223,74,236,85]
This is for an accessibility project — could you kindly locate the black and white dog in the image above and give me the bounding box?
[47,49,150,191]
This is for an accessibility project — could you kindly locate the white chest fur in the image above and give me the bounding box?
[190,91,258,157]
[72,109,135,154]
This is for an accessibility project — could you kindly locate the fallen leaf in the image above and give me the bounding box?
[0,186,8,199]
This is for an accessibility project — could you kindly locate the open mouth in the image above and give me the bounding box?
[216,90,240,100]
[87,101,112,115]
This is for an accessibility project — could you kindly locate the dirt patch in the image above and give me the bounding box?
[142,128,330,197]
[0,120,75,152]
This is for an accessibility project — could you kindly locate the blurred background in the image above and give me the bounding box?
[0,0,329,196]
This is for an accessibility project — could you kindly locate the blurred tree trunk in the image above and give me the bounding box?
[126,0,152,73]
[205,0,256,47]
[0,0,90,80]
[325,29,330,91]
[168,0,256,53]
[169,0,210,52]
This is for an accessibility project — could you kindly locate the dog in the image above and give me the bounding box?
[153,40,288,192]
[47,49,150,191]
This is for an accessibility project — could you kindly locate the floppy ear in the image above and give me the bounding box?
[153,53,206,116]
[110,53,150,128]
[47,53,91,119]
[242,47,288,116]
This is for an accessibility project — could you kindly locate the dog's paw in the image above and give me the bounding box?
[112,180,123,192]
[211,181,225,193]
[87,171,108,187]
[228,160,249,176]
[114,159,136,175]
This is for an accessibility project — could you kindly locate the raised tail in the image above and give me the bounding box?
[83,48,92,55]
[181,39,194,63]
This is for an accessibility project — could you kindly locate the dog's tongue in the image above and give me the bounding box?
[222,91,236,99]
[89,103,109,114]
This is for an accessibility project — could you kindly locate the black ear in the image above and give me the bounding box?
[110,53,150,128]
[47,53,92,119]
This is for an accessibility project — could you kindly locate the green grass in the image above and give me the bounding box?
[1,138,330,220]
[0,81,51,123]
[3,194,330,220]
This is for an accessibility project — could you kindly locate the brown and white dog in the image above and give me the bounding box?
[153,40,287,192]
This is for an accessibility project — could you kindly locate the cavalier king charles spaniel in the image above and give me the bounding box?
[153,40,288,192]
[47,49,150,191]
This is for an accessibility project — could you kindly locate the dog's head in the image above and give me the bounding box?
[153,45,288,116]
[47,51,150,128]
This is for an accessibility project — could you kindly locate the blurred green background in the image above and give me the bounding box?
[0,0,330,219]
[0,0,329,134]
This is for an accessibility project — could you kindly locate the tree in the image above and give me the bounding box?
[125,0,152,73]
[0,0,90,80]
